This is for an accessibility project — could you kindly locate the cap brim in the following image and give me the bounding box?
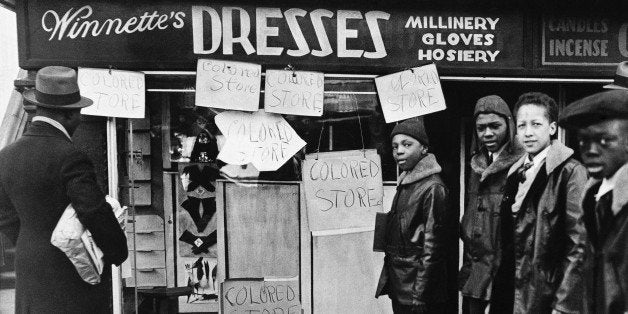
[23,89,93,109]
[603,84,628,90]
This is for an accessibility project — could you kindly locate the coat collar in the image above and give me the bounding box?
[583,162,628,215]
[507,140,574,177]
[24,120,72,143]
[471,141,524,182]
[398,153,442,186]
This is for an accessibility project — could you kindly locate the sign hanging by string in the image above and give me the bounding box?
[221,278,301,314]
[303,149,384,233]
[374,63,446,123]
[78,68,145,118]
[214,110,306,171]
[264,69,324,117]
[195,59,262,111]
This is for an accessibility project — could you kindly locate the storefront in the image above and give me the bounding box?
[9,0,627,313]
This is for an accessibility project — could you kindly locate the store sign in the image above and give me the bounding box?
[17,1,525,71]
[78,68,145,118]
[303,149,383,233]
[195,59,262,111]
[214,110,306,171]
[542,16,628,66]
[375,63,446,123]
[221,278,301,314]
[264,69,324,117]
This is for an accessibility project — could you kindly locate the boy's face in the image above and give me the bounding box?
[516,104,556,156]
[392,134,427,171]
[578,119,628,179]
[475,113,509,153]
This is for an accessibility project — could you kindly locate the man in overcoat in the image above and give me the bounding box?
[459,95,523,314]
[0,66,128,313]
[559,89,628,314]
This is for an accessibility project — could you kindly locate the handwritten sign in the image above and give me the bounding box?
[375,64,446,123]
[264,70,324,117]
[196,59,261,111]
[221,278,301,314]
[214,110,306,171]
[303,150,383,233]
[78,68,145,118]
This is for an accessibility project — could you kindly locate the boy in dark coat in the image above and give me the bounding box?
[375,117,456,314]
[559,90,628,314]
[500,92,588,314]
[0,66,128,313]
[459,95,523,314]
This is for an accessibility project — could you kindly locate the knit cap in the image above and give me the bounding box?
[390,117,429,146]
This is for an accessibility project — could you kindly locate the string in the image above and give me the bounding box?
[355,94,366,158]
[316,120,325,160]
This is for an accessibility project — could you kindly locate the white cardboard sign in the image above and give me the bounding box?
[264,69,324,117]
[303,150,383,232]
[78,68,145,118]
[195,59,261,111]
[374,63,446,123]
[214,110,306,171]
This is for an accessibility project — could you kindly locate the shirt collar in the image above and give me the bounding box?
[596,170,620,203]
[31,116,72,141]
[490,143,507,161]
[527,145,550,166]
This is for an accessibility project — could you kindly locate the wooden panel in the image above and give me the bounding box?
[128,250,166,269]
[129,156,151,181]
[217,181,226,282]
[130,117,150,131]
[313,232,392,314]
[132,132,151,155]
[161,97,171,169]
[225,183,300,278]
[163,173,176,287]
[299,183,312,314]
[127,232,165,251]
[126,268,167,287]
[132,214,164,232]
[132,182,151,206]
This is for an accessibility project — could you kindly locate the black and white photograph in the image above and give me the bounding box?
[1,0,628,313]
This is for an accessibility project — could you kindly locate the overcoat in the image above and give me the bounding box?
[500,141,588,314]
[0,121,128,313]
[459,140,523,300]
[582,163,628,314]
[375,154,457,306]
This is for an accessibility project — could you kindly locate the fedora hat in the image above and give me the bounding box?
[604,61,628,90]
[23,66,93,109]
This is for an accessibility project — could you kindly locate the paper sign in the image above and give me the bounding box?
[264,69,324,117]
[374,63,446,123]
[78,68,145,118]
[221,278,301,314]
[303,150,383,232]
[214,110,306,171]
[195,59,261,111]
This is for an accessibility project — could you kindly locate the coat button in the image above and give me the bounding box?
[472,256,480,262]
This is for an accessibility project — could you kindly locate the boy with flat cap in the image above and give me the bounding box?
[376,117,457,314]
[459,95,523,314]
[559,89,628,314]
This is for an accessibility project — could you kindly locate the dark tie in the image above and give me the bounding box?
[516,160,533,183]
[487,153,493,166]
[595,191,614,242]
